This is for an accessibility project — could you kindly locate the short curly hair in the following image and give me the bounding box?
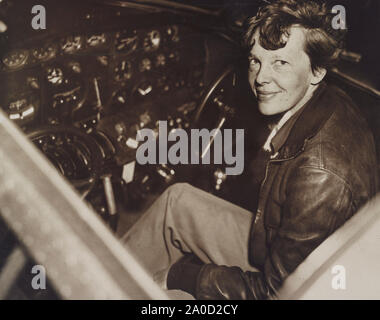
[243,0,346,72]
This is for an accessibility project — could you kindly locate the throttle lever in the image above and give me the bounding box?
[101,174,118,231]
[200,97,235,159]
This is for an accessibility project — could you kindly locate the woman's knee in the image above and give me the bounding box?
[165,182,191,199]
[163,183,197,220]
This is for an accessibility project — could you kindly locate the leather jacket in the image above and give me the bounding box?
[193,82,379,299]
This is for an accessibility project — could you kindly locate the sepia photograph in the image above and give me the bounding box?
[0,0,379,303]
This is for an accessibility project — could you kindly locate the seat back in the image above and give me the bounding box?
[278,195,380,300]
[326,70,380,180]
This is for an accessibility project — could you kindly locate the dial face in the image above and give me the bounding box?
[86,33,106,47]
[2,50,29,69]
[156,54,166,67]
[115,31,138,53]
[46,67,64,85]
[139,58,152,72]
[143,30,161,52]
[32,44,57,61]
[114,60,132,81]
[61,36,82,54]
[9,98,27,113]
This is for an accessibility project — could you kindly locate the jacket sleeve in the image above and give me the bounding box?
[185,166,354,299]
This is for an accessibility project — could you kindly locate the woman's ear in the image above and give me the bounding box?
[311,67,327,85]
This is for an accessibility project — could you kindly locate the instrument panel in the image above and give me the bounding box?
[0,12,212,215]
[0,24,205,129]
[0,0,250,252]
[1,25,186,71]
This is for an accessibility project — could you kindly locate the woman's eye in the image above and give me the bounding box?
[275,60,288,66]
[249,58,260,67]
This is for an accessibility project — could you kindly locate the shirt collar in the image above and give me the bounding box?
[262,82,329,156]
[270,104,305,154]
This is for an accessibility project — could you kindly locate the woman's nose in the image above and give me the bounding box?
[255,64,272,85]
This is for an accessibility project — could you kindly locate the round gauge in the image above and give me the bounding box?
[2,50,29,70]
[167,25,179,42]
[46,67,64,85]
[156,54,166,67]
[8,98,27,113]
[61,36,82,54]
[32,44,57,62]
[7,94,39,124]
[114,60,132,81]
[143,30,161,52]
[115,31,138,53]
[139,58,152,72]
[86,33,106,47]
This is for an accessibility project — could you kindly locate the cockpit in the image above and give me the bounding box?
[0,0,379,300]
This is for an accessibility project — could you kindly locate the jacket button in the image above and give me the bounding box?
[254,210,261,223]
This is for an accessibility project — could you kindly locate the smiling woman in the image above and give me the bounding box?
[122,0,378,301]
[0,0,379,301]
[248,26,326,116]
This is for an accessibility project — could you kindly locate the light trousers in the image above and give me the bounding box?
[121,183,257,293]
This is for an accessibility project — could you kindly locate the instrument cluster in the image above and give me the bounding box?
[0,22,206,211]
[0,24,205,129]
[1,32,111,71]
[114,26,204,113]
[0,25,182,71]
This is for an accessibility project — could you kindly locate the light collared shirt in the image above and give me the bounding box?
[262,104,306,158]
[263,110,295,153]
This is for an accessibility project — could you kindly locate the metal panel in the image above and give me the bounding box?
[0,110,168,300]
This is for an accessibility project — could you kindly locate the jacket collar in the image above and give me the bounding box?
[272,81,336,159]
[270,102,304,155]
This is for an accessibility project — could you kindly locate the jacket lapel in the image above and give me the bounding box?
[277,82,337,159]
